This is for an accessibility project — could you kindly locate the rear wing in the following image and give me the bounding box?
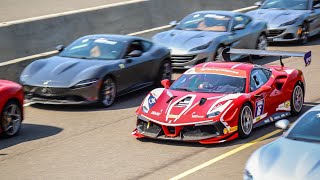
[222,48,312,67]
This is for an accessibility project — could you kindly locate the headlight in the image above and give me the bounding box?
[243,170,253,180]
[206,111,221,118]
[190,41,212,51]
[280,18,298,27]
[72,79,99,88]
[20,75,29,84]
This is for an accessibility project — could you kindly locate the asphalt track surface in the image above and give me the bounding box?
[0,0,133,22]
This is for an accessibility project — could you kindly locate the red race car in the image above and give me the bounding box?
[0,80,24,137]
[132,49,311,144]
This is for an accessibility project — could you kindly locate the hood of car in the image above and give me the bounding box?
[249,137,320,180]
[20,56,118,87]
[138,88,244,125]
[152,29,229,52]
[247,9,306,27]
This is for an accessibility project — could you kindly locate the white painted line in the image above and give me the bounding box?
[0,0,147,27]
[23,102,35,107]
[0,51,57,67]
[2,5,258,68]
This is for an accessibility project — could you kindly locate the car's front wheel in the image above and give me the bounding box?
[298,23,308,45]
[156,60,172,87]
[213,45,224,61]
[1,101,22,137]
[99,77,116,107]
[291,82,304,116]
[238,103,253,139]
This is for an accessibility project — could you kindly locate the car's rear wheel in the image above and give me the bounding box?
[291,82,304,116]
[156,60,172,87]
[238,103,253,139]
[99,77,116,107]
[1,101,22,137]
[213,45,224,61]
[298,23,308,45]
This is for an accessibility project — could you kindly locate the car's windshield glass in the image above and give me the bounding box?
[170,68,246,93]
[261,0,308,10]
[176,13,231,32]
[287,111,320,143]
[59,38,125,60]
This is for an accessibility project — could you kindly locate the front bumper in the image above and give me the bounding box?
[170,49,213,69]
[23,82,100,105]
[132,115,238,144]
[267,25,302,42]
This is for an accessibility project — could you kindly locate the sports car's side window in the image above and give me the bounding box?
[250,69,269,92]
[233,15,251,29]
[141,41,153,52]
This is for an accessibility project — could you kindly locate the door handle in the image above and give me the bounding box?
[125,59,132,63]
[254,94,263,98]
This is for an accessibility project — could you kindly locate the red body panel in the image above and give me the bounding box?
[0,80,24,134]
[133,62,305,144]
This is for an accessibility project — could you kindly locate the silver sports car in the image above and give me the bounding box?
[152,11,267,69]
[247,0,320,44]
[244,105,320,180]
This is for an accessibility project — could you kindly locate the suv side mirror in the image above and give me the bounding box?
[169,21,178,27]
[233,24,246,31]
[128,50,143,57]
[275,119,290,130]
[254,1,262,7]
[161,79,171,89]
[55,45,65,52]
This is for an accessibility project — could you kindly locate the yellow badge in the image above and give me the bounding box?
[119,64,125,69]
[285,101,290,108]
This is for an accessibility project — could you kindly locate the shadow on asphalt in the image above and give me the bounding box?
[136,102,318,148]
[268,34,320,47]
[29,86,153,112]
[0,123,63,150]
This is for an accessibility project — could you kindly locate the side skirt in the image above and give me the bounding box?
[253,112,291,129]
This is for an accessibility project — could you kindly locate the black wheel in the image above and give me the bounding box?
[156,60,172,87]
[1,101,22,137]
[291,82,304,116]
[98,77,116,107]
[298,23,308,45]
[213,45,224,61]
[238,103,253,139]
[255,34,268,58]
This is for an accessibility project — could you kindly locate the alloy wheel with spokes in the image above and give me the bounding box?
[99,77,116,107]
[238,103,253,139]
[257,34,268,50]
[1,101,22,137]
[156,60,172,87]
[214,46,224,61]
[299,23,308,45]
[291,83,304,116]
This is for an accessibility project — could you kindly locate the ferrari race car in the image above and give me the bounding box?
[0,80,24,137]
[20,34,172,107]
[132,49,311,144]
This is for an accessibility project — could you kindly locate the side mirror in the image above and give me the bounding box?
[169,20,178,27]
[55,45,65,52]
[275,119,290,130]
[161,79,171,89]
[254,1,262,7]
[128,50,143,57]
[233,24,246,31]
[313,4,320,9]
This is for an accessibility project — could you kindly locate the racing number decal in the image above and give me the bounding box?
[255,99,264,117]
[148,95,157,109]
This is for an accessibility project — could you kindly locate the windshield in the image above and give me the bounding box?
[170,73,246,93]
[287,111,320,143]
[261,0,309,10]
[59,37,125,60]
[176,13,231,32]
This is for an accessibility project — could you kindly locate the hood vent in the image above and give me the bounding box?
[199,98,207,106]
[175,97,192,107]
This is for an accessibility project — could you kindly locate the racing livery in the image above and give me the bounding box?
[132,49,310,144]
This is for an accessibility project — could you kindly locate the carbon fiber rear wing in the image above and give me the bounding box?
[222,47,311,67]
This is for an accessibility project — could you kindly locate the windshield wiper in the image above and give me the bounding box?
[173,88,193,92]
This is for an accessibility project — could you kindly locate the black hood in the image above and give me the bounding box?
[21,56,118,87]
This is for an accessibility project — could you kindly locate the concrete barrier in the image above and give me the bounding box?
[0,0,257,82]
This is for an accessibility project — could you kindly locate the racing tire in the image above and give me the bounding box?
[213,45,225,61]
[0,101,22,137]
[98,76,116,108]
[238,103,253,139]
[156,60,172,87]
[254,34,268,59]
[290,82,304,116]
[298,23,308,45]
